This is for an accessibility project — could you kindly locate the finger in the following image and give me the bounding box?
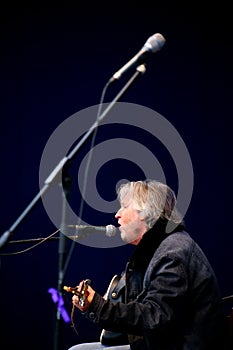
[72,295,79,303]
[75,280,84,292]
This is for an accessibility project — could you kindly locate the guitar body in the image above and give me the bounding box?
[100,274,129,346]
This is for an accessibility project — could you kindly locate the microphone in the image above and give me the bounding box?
[109,33,166,83]
[67,224,117,237]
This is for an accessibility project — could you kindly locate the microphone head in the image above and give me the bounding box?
[105,224,117,237]
[144,33,166,53]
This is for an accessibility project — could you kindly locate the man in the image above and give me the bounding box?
[68,180,226,350]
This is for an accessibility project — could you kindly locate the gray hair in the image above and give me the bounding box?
[117,180,183,230]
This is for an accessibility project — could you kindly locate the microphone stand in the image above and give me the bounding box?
[0,64,146,250]
[54,165,71,350]
[0,64,146,350]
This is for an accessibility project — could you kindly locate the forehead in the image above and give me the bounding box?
[120,194,132,206]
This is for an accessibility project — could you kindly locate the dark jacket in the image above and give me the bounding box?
[84,220,226,349]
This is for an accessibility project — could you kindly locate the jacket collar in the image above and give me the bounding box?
[129,219,185,268]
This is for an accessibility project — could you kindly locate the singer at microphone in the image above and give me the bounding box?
[67,180,225,350]
[67,224,117,238]
[109,32,166,83]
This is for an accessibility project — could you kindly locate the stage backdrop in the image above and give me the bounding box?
[0,3,232,350]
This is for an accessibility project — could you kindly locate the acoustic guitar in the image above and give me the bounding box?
[100,274,129,346]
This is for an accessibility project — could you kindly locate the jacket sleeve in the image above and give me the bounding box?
[83,254,188,336]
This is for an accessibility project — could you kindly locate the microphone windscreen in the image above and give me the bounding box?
[106,225,117,237]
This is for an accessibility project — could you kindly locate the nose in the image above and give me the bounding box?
[115,208,121,219]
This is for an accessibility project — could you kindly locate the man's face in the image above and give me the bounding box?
[115,197,146,245]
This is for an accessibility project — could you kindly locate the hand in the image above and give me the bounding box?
[72,281,95,312]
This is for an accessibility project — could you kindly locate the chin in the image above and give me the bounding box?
[120,230,127,242]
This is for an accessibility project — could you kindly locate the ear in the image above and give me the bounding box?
[139,210,146,221]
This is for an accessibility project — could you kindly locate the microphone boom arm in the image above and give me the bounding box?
[0,64,146,250]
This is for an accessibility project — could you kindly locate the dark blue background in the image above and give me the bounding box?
[0,3,232,350]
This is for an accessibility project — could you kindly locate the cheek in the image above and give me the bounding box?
[121,212,131,224]
[122,209,139,224]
